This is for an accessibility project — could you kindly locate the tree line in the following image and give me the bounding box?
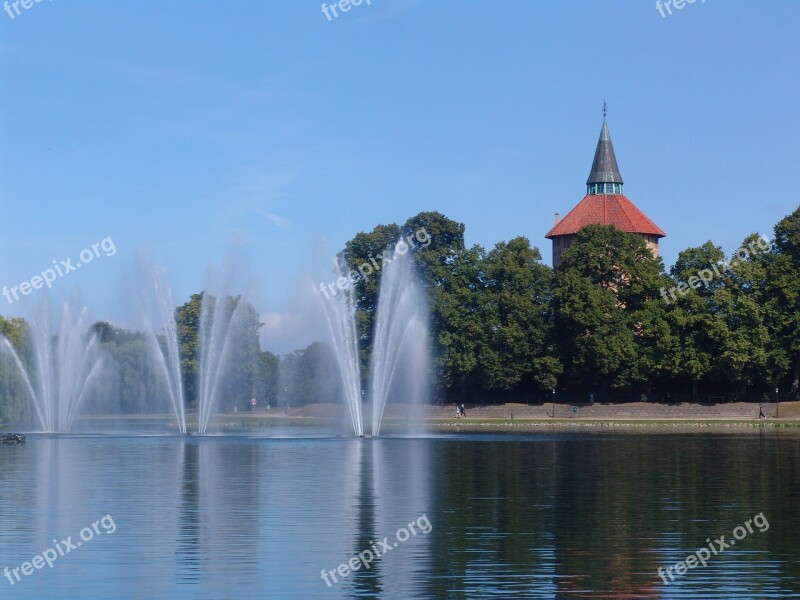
[1,206,798,424]
[341,207,799,405]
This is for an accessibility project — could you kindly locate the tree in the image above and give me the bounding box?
[279,342,341,406]
[765,206,800,397]
[175,292,262,411]
[430,244,485,400]
[477,237,560,394]
[341,222,402,378]
[715,233,772,395]
[0,315,33,426]
[553,225,665,396]
[175,293,203,407]
[89,321,164,414]
[401,212,473,400]
[339,211,470,400]
[665,242,729,402]
[256,350,280,407]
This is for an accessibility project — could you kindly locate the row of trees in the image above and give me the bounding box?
[0,294,344,424]
[86,293,352,415]
[340,207,799,404]
[1,206,798,423]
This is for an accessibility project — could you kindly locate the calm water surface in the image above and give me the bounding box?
[0,430,799,599]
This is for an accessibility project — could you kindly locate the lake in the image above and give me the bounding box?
[1,430,798,598]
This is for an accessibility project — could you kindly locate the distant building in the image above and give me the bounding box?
[545,110,666,268]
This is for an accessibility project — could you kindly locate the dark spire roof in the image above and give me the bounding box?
[586,119,623,185]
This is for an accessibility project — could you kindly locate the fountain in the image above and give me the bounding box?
[0,296,104,432]
[0,243,428,437]
[320,256,364,437]
[140,261,187,434]
[197,290,254,435]
[369,240,428,436]
[139,258,256,435]
[320,239,428,437]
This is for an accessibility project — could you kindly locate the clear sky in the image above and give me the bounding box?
[1,0,798,352]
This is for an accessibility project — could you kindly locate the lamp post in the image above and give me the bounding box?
[775,387,779,418]
[551,388,555,418]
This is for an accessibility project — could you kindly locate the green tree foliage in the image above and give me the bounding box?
[89,321,164,414]
[340,223,402,377]
[0,315,32,426]
[174,292,263,412]
[256,350,280,407]
[401,212,470,397]
[553,225,664,394]
[665,242,729,401]
[765,206,800,396]
[175,293,202,407]
[478,237,560,393]
[339,213,561,402]
[279,342,341,406]
[2,206,798,416]
[433,244,485,397]
[716,234,772,393]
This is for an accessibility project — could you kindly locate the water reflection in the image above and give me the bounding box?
[0,431,799,598]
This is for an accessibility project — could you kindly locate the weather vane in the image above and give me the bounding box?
[602,100,607,119]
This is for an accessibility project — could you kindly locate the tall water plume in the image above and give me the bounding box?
[369,240,428,437]
[318,256,364,437]
[0,296,104,432]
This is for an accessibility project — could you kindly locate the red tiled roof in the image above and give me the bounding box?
[545,194,666,239]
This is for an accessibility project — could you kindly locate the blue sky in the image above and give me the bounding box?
[1,0,798,352]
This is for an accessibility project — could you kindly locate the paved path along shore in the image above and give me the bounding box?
[269,400,800,423]
[416,401,791,421]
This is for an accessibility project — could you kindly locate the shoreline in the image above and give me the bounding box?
[6,401,799,433]
[421,418,800,431]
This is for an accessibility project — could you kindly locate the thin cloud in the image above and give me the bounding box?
[260,211,291,230]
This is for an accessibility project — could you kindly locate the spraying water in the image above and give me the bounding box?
[0,296,104,432]
[369,240,428,436]
[197,292,251,434]
[318,238,428,437]
[140,261,187,434]
[319,256,364,437]
[0,336,44,428]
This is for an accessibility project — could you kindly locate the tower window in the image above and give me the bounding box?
[588,182,622,195]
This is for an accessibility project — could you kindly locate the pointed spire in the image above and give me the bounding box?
[586,105,623,194]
